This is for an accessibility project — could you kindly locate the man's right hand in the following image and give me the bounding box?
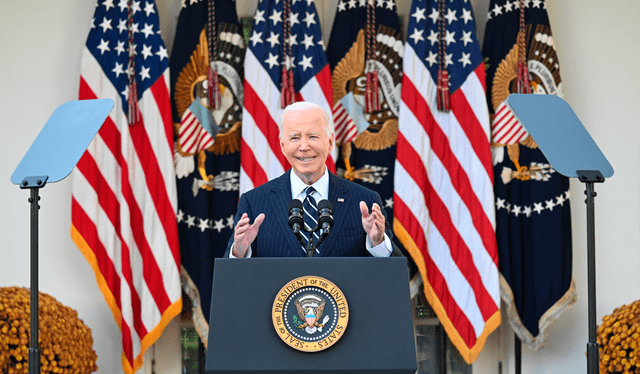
[232,213,265,257]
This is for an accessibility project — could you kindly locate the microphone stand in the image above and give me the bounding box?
[304,226,330,257]
[289,199,333,258]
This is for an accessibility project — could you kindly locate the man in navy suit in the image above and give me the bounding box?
[226,101,396,258]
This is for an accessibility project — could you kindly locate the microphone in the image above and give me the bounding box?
[289,199,313,257]
[288,199,304,234]
[317,200,334,237]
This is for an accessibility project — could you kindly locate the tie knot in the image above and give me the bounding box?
[304,186,316,199]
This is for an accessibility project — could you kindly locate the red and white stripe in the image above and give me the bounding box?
[240,49,336,193]
[178,108,214,154]
[332,101,358,145]
[72,47,181,374]
[491,100,529,144]
[393,45,500,363]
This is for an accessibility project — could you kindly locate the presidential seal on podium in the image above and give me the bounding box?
[272,276,349,352]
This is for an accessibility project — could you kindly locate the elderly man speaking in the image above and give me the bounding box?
[226,101,397,258]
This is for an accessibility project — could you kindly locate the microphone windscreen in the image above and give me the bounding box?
[288,199,303,211]
[317,200,333,212]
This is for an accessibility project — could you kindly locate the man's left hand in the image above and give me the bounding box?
[360,201,385,247]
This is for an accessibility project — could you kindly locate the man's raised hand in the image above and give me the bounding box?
[360,201,385,247]
[232,213,265,257]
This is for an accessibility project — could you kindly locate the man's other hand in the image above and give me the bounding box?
[360,201,384,247]
[232,213,265,257]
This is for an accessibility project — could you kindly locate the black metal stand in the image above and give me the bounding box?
[437,323,446,374]
[20,175,48,374]
[515,334,522,374]
[292,218,330,258]
[578,170,604,374]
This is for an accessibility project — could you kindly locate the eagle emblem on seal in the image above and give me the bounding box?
[294,294,330,335]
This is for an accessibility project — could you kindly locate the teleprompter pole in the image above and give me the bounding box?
[21,176,48,374]
[581,172,603,374]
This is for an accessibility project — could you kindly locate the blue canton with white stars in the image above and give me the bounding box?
[407,0,482,92]
[86,0,169,113]
[248,0,328,92]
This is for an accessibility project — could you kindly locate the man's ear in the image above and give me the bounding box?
[328,133,335,154]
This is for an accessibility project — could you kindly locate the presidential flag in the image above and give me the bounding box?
[482,0,575,351]
[394,0,500,364]
[327,0,418,286]
[170,0,244,346]
[240,0,335,193]
[72,1,180,373]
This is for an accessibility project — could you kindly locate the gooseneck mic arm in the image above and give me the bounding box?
[315,200,334,248]
[288,200,307,249]
[289,199,333,257]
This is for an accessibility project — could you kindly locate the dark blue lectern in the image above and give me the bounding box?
[206,257,417,374]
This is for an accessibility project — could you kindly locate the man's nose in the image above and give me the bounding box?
[299,137,310,150]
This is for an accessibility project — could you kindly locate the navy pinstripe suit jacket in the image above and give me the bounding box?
[225,170,394,257]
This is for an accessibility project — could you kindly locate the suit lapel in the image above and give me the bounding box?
[269,171,305,257]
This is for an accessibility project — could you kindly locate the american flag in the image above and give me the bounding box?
[240,0,335,193]
[393,0,500,364]
[71,1,180,373]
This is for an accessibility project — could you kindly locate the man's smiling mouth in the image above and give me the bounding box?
[297,157,315,162]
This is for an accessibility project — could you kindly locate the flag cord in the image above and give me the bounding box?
[436,0,450,112]
[207,0,222,109]
[281,0,295,108]
[517,0,531,94]
[364,0,380,113]
[126,0,141,124]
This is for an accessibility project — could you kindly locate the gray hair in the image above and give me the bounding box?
[278,101,334,139]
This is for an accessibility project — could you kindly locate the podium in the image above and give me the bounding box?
[205,257,417,374]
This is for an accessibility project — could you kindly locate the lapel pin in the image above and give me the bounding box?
[338,198,344,202]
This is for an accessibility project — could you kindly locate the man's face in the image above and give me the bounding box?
[279,107,334,185]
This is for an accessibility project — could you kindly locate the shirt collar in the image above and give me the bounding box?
[290,168,329,201]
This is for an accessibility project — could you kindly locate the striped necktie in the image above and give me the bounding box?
[302,186,320,251]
